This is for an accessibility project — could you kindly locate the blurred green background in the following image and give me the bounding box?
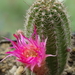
[0,0,75,39]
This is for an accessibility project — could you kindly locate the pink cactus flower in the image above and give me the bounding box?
[1,25,55,72]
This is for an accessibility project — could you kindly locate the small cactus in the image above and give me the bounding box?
[24,0,71,75]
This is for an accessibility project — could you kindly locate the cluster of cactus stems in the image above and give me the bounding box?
[24,0,71,75]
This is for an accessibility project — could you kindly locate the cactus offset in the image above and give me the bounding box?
[24,0,71,75]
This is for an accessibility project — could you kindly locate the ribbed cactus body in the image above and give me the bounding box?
[24,0,71,75]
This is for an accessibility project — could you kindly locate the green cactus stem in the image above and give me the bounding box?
[24,0,71,75]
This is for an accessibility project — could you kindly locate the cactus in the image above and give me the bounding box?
[24,0,71,75]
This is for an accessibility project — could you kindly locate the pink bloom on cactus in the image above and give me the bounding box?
[2,25,55,71]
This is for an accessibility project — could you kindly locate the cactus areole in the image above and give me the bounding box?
[24,0,71,75]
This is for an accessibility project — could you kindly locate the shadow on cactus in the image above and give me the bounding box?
[24,0,71,75]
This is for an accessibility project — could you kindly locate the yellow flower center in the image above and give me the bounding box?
[24,49,37,58]
[23,45,38,58]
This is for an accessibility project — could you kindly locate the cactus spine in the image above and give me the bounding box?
[24,0,71,75]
